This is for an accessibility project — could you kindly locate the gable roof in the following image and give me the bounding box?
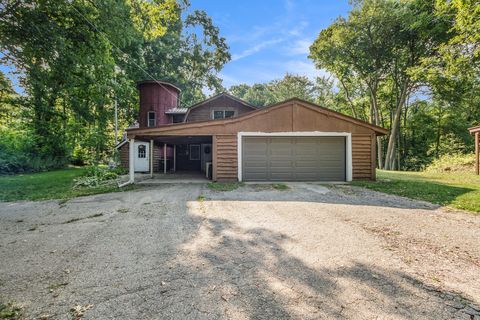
[127,98,388,136]
[184,92,257,119]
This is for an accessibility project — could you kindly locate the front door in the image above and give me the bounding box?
[134,142,149,172]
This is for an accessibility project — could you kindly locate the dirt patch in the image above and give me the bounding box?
[62,213,103,224]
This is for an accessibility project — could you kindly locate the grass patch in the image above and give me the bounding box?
[207,182,245,192]
[272,183,289,191]
[0,302,21,319]
[117,208,129,213]
[0,167,139,202]
[352,170,480,213]
[197,194,205,201]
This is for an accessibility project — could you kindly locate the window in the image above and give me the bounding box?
[212,110,235,119]
[189,144,200,160]
[147,111,156,127]
[172,114,184,123]
[138,145,146,158]
[224,110,235,118]
[213,110,224,120]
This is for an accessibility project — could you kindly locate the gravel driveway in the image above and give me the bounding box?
[1,183,479,319]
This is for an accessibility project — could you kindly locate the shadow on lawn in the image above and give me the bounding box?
[354,178,475,208]
[160,216,478,319]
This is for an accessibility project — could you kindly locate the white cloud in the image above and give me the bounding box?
[283,60,331,80]
[286,39,312,56]
[231,38,284,61]
[287,20,309,36]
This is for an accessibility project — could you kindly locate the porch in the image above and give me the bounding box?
[123,135,214,184]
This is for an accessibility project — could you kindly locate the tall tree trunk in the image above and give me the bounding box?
[435,109,442,159]
[385,85,408,170]
[339,78,358,118]
[369,86,383,169]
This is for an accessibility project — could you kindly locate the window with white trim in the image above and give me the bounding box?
[212,110,235,119]
[147,111,156,127]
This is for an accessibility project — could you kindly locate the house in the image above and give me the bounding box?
[116,80,388,183]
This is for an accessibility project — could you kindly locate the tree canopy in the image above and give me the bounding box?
[0,0,230,172]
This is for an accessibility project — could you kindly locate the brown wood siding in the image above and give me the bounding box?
[138,83,178,128]
[186,95,255,122]
[153,144,161,172]
[119,143,129,169]
[213,135,238,181]
[129,100,387,181]
[352,134,374,180]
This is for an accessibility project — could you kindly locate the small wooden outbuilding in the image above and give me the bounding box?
[469,125,480,175]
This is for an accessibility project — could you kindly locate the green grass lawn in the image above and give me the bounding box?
[353,170,480,213]
[0,167,136,202]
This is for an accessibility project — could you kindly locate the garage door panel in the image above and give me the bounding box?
[270,172,294,180]
[270,160,294,167]
[242,136,346,181]
[243,160,268,167]
[244,173,268,180]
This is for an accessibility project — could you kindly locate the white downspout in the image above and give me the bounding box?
[119,137,135,187]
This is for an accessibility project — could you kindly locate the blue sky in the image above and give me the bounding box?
[189,0,351,88]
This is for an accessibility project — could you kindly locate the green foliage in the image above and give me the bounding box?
[228,74,336,107]
[309,0,477,171]
[0,302,21,319]
[73,165,126,188]
[272,183,289,191]
[425,154,475,173]
[0,0,230,172]
[353,170,480,213]
[207,182,245,192]
[0,167,136,202]
[0,125,68,174]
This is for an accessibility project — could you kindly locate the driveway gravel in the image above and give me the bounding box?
[0,183,479,319]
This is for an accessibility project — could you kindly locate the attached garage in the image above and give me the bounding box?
[241,135,347,181]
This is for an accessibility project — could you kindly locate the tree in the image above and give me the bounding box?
[310,0,398,168]
[310,0,451,170]
[228,74,336,107]
[0,0,230,170]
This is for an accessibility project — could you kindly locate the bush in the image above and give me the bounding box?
[425,153,475,173]
[0,126,68,174]
[73,165,124,188]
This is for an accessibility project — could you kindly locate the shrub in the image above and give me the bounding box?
[425,153,475,173]
[73,165,123,188]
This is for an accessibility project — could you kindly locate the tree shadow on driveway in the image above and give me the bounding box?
[163,216,479,319]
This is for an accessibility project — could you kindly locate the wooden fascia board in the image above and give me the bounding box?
[128,98,389,137]
[468,126,480,134]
